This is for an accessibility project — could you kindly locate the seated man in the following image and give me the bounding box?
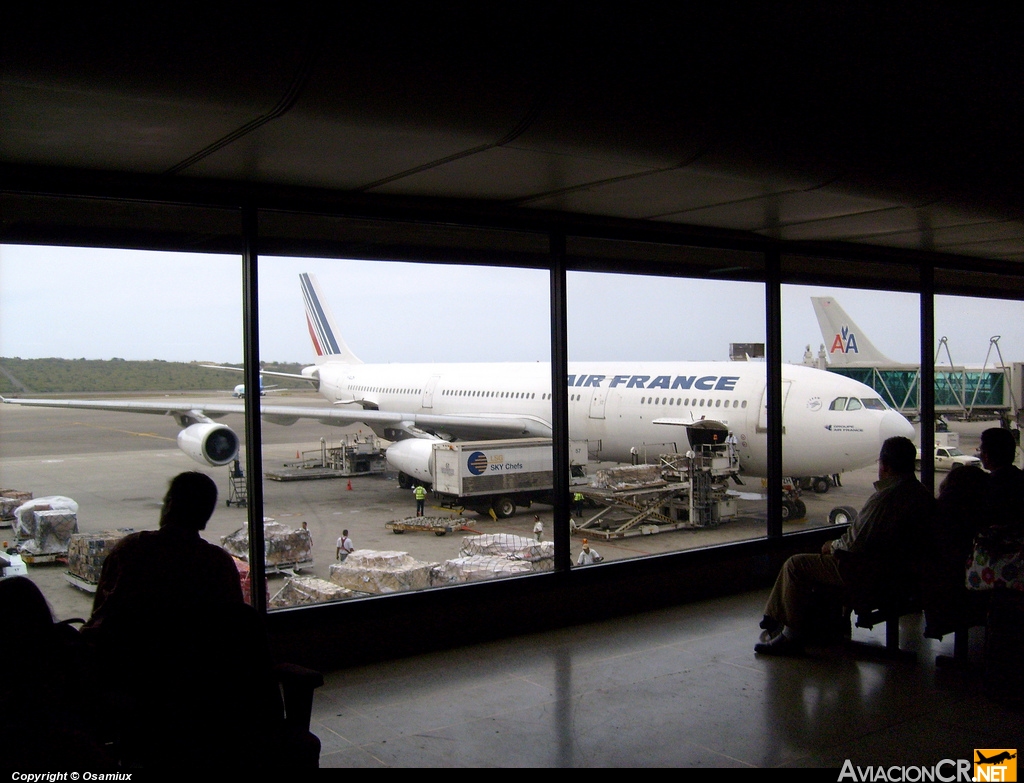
[755,436,934,656]
[978,426,1024,531]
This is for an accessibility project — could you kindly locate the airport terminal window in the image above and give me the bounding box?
[565,269,768,558]
[7,218,1020,638]
[256,256,552,608]
[0,244,246,622]
[780,282,920,533]
[933,293,1024,464]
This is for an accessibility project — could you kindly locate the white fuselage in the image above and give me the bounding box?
[312,359,913,477]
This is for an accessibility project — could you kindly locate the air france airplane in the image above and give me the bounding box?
[1,274,913,482]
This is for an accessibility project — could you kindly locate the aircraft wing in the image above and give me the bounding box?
[200,364,315,383]
[0,397,550,440]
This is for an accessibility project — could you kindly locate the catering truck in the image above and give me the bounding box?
[429,438,588,518]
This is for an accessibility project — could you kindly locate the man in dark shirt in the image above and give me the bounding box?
[86,471,242,639]
[978,427,1024,531]
[84,472,250,765]
[755,436,934,656]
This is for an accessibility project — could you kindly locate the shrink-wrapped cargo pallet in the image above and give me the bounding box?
[592,464,663,489]
[66,530,131,584]
[459,533,554,562]
[1,497,21,522]
[221,520,313,567]
[13,496,78,542]
[270,576,356,608]
[329,550,437,594]
[1,489,32,521]
[433,554,551,585]
[18,508,79,556]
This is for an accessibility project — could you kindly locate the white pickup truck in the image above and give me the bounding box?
[915,446,982,471]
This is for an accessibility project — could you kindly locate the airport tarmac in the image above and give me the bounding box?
[0,392,988,621]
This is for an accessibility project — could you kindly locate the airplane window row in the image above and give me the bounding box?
[829,397,886,411]
[350,386,419,395]
[639,397,747,409]
[441,390,538,399]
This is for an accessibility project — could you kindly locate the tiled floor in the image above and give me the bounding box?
[310,589,1022,768]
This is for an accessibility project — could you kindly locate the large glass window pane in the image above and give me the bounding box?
[781,283,919,531]
[565,270,767,559]
[0,244,245,620]
[934,294,1024,467]
[256,257,552,608]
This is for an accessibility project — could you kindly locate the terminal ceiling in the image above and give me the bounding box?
[2,6,1023,278]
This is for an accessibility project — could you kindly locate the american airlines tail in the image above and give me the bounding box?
[300,272,362,365]
[811,296,895,367]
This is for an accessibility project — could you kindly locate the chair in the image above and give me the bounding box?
[100,603,323,769]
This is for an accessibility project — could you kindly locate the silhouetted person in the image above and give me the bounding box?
[974,428,1024,706]
[1,577,109,766]
[977,427,1024,532]
[86,471,243,639]
[755,436,933,656]
[84,471,249,767]
[922,465,989,638]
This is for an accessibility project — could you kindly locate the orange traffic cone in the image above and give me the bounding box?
[347,480,353,491]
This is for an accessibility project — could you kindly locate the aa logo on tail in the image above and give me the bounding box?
[974,749,1017,781]
[830,325,859,355]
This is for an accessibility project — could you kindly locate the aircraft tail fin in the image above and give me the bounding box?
[811,296,894,366]
[300,273,362,364]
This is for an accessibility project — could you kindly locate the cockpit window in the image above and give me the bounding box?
[861,398,886,410]
[829,397,847,411]
[846,398,862,411]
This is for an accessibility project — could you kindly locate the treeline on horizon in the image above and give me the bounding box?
[0,358,309,395]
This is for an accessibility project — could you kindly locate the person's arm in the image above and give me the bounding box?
[831,482,894,555]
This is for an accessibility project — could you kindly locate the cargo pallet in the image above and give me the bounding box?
[65,571,99,593]
[385,517,463,536]
[20,551,68,565]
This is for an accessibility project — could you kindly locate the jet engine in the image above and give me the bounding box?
[386,438,439,484]
[177,422,240,467]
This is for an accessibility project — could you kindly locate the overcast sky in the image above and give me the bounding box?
[2,243,1021,368]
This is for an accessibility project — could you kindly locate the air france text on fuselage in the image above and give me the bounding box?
[567,374,740,391]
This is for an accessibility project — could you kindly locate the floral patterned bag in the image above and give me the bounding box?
[966,529,1024,591]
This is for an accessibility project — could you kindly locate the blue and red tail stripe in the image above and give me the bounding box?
[300,273,341,356]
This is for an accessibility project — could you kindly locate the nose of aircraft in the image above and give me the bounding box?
[880,409,915,442]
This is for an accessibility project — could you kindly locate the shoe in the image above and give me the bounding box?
[754,633,804,657]
[759,628,780,644]
[758,615,782,643]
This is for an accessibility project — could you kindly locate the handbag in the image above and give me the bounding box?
[966,528,1024,591]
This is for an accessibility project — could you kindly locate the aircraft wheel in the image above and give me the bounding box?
[780,500,794,521]
[794,499,807,519]
[398,472,413,489]
[811,476,831,494]
[828,505,858,525]
[492,496,516,519]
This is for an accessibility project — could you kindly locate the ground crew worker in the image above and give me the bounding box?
[336,529,354,561]
[573,491,585,518]
[414,484,427,517]
[577,539,603,566]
